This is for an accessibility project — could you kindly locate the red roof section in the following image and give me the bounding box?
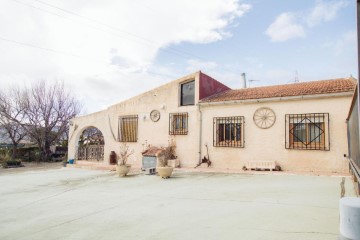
[200,77,357,103]
[199,72,231,100]
[142,147,164,157]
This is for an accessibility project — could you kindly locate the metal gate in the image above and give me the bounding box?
[347,89,360,193]
[77,145,104,161]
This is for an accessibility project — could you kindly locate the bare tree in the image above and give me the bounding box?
[24,81,82,160]
[1,80,82,161]
[0,88,28,158]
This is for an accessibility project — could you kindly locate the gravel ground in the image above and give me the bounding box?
[0,167,357,240]
[0,162,63,174]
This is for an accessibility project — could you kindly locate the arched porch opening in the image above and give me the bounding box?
[76,126,105,161]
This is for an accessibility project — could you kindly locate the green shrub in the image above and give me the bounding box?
[2,159,22,168]
[0,149,12,162]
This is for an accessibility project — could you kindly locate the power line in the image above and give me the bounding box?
[0,36,177,80]
[17,0,206,61]
[8,0,162,50]
[9,0,159,54]
[130,1,212,59]
[0,36,90,59]
[10,0,67,18]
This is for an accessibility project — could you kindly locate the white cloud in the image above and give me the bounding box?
[265,13,305,42]
[322,30,356,56]
[0,0,251,113]
[266,0,348,42]
[307,0,348,27]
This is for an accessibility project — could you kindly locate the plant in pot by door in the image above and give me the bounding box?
[157,140,176,179]
[116,143,134,177]
[62,159,67,167]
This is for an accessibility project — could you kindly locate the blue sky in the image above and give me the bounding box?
[0,0,357,113]
[156,0,356,87]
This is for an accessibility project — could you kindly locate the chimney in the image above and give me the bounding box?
[241,73,247,88]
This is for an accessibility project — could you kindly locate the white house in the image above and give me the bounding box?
[68,71,356,173]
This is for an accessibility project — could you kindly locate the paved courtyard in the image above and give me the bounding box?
[0,168,356,240]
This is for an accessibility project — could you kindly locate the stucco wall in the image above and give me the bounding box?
[68,72,201,168]
[68,71,354,173]
[199,96,352,173]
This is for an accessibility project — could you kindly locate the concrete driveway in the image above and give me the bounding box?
[0,168,356,240]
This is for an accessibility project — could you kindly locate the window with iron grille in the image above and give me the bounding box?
[180,80,195,106]
[285,113,329,150]
[213,116,244,148]
[118,115,138,142]
[169,113,188,135]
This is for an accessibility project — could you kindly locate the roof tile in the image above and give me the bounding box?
[200,77,357,103]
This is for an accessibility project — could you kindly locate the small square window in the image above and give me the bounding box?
[285,113,329,150]
[180,80,195,106]
[214,116,244,148]
[169,113,188,135]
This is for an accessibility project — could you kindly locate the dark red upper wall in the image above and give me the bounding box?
[199,72,231,100]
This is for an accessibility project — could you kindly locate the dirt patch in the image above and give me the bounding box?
[0,162,62,174]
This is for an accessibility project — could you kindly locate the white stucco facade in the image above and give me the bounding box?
[68,71,355,173]
[68,72,201,169]
[199,95,351,172]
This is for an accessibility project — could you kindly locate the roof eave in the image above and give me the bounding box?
[198,91,354,106]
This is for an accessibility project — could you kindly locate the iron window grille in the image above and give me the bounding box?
[285,113,329,150]
[169,112,188,135]
[213,116,244,148]
[118,115,138,142]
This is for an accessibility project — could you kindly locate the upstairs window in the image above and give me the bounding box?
[180,80,195,106]
[169,113,188,135]
[214,116,244,148]
[285,113,329,150]
[118,115,138,142]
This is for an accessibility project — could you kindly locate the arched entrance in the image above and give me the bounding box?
[76,127,104,161]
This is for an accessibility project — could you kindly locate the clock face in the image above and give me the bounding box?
[253,107,276,129]
[150,110,160,122]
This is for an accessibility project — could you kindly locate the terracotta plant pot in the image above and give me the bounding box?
[116,164,131,177]
[157,166,174,179]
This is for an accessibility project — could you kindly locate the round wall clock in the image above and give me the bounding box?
[253,107,276,129]
[150,110,160,122]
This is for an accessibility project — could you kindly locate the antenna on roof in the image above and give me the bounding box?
[248,79,260,87]
[242,72,260,87]
[294,70,299,83]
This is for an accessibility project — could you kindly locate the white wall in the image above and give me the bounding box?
[200,95,352,173]
[68,72,353,173]
[68,72,201,168]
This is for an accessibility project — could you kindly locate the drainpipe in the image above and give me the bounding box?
[198,104,202,166]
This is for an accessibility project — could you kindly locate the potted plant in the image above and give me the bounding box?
[62,159,67,167]
[116,143,134,177]
[157,140,176,179]
[62,153,68,167]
